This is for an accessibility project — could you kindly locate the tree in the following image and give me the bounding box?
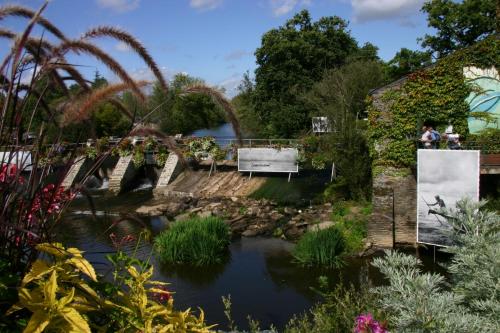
[253,10,358,137]
[122,90,147,122]
[303,60,384,200]
[386,48,432,81]
[232,71,260,135]
[420,0,497,58]
[93,102,130,137]
[149,73,226,135]
[354,42,380,62]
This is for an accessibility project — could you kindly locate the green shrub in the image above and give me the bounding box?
[155,216,230,265]
[5,243,214,333]
[335,218,367,253]
[292,228,345,268]
[329,202,369,254]
[285,281,377,333]
[331,200,348,221]
[372,199,500,332]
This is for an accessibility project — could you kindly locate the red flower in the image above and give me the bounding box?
[151,285,171,303]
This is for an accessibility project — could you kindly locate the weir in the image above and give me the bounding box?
[108,155,136,194]
[61,158,86,188]
[154,154,183,192]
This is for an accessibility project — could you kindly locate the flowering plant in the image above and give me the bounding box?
[354,313,388,333]
[1,162,74,271]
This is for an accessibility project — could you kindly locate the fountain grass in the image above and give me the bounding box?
[154,216,231,266]
[292,227,345,268]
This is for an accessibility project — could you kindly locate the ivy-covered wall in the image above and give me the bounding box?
[368,36,499,171]
[366,36,499,247]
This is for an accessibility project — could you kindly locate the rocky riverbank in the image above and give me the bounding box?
[136,196,336,240]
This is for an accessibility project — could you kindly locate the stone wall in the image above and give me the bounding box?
[369,167,417,248]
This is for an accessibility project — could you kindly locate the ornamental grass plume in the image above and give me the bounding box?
[82,26,169,93]
[183,84,243,145]
[0,1,149,274]
[62,81,148,125]
[0,4,68,41]
[53,39,146,101]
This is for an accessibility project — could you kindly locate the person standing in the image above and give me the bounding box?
[420,125,432,149]
[428,125,441,149]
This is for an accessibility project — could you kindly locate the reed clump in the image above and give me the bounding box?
[292,227,345,268]
[155,216,231,266]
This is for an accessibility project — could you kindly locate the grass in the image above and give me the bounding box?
[154,216,230,266]
[292,227,345,268]
[330,201,369,253]
[250,171,329,206]
[334,219,367,253]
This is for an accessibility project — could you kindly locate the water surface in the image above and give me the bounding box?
[58,193,447,330]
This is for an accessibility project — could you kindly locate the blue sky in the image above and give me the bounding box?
[1,0,431,97]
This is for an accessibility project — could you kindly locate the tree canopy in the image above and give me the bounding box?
[252,10,358,137]
[420,0,497,58]
[149,73,226,135]
[386,48,432,81]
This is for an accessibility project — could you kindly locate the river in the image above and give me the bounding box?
[57,191,447,331]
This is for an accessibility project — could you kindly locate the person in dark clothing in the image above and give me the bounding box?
[428,195,446,215]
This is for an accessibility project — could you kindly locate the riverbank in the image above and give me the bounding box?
[135,195,376,255]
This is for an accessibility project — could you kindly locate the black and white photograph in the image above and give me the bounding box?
[417,150,480,246]
[238,148,299,173]
[312,117,332,133]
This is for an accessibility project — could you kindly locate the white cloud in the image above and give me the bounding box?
[96,0,140,13]
[218,73,243,98]
[115,41,131,52]
[224,50,250,61]
[127,67,178,83]
[270,0,311,16]
[189,0,223,11]
[351,0,424,23]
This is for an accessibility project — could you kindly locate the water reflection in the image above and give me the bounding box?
[57,194,449,331]
[159,257,230,287]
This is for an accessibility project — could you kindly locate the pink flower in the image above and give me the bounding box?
[354,313,387,333]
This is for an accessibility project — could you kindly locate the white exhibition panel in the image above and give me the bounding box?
[0,151,32,171]
[417,149,480,247]
[312,117,331,133]
[238,148,299,173]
